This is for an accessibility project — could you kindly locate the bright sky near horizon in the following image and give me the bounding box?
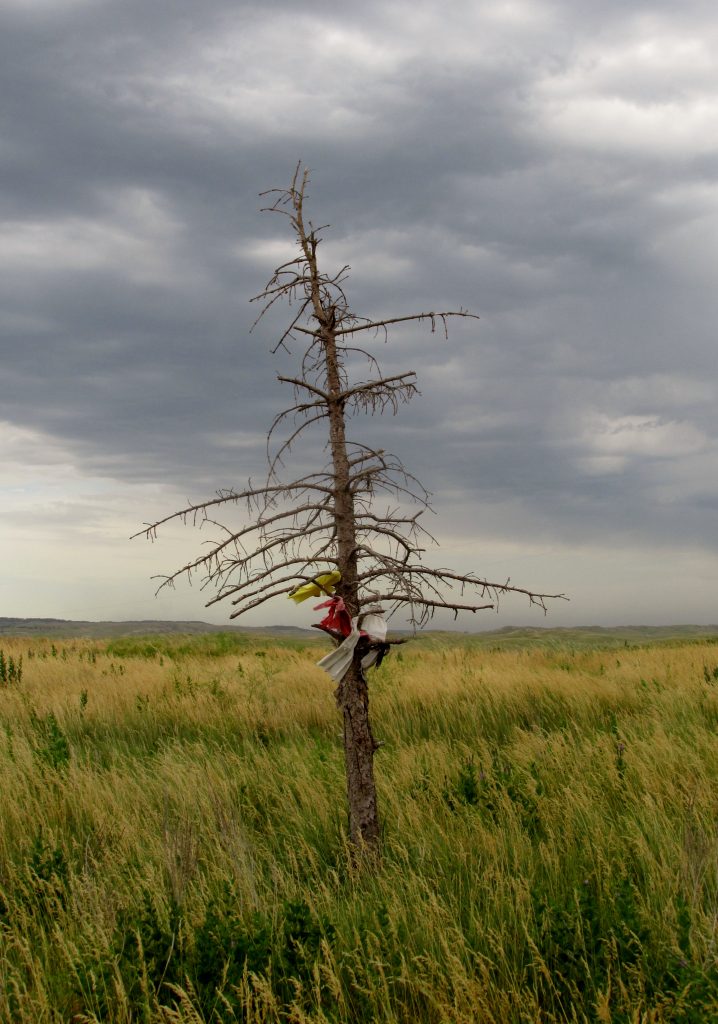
[1,0,717,630]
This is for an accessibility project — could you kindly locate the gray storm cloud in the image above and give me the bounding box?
[1,0,717,623]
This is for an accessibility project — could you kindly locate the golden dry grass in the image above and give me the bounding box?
[1,634,718,1022]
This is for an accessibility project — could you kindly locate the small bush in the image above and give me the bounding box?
[0,650,22,685]
[444,753,543,837]
[32,711,71,772]
[74,884,334,1021]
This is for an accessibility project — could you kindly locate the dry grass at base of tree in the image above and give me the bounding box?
[1,634,718,1022]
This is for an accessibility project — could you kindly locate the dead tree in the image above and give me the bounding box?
[134,165,565,857]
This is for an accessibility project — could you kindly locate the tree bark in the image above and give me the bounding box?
[335,657,380,852]
[291,182,382,853]
[323,326,380,853]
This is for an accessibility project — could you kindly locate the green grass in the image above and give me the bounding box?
[1,633,718,1022]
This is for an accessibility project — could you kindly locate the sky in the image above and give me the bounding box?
[1,0,717,630]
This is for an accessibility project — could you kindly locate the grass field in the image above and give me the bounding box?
[1,631,718,1022]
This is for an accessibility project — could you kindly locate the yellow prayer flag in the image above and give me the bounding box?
[288,571,341,603]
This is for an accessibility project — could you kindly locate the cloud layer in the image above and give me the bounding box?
[2,0,717,625]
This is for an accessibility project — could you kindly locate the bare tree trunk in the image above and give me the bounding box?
[323,324,381,852]
[335,659,380,852]
[292,176,381,851]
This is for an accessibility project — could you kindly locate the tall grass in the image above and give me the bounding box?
[1,634,718,1022]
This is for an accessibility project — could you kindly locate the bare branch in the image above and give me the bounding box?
[339,372,419,414]
[334,310,479,337]
[369,593,495,617]
[266,408,329,478]
[131,482,334,542]
[277,376,329,400]
[212,549,337,607]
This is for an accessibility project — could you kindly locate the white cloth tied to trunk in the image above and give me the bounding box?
[316,606,387,683]
[360,606,387,643]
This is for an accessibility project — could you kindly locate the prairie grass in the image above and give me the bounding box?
[1,633,718,1022]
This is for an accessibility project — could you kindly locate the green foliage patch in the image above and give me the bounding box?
[74,886,333,1023]
[0,649,22,685]
[104,632,319,661]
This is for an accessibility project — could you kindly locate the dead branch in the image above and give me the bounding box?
[337,310,478,336]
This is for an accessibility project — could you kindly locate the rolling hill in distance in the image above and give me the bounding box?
[1,618,717,649]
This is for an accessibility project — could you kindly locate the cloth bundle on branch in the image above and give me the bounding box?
[316,603,388,683]
[314,595,353,637]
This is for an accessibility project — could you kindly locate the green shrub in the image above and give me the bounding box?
[74,884,334,1022]
[0,650,22,685]
[32,711,70,772]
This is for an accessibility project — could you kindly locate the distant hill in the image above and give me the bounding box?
[0,618,717,645]
[445,623,718,651]
[480,623,718,641]
[0,618,315,639]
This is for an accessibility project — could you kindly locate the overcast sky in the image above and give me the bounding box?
[2,0,717,629]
